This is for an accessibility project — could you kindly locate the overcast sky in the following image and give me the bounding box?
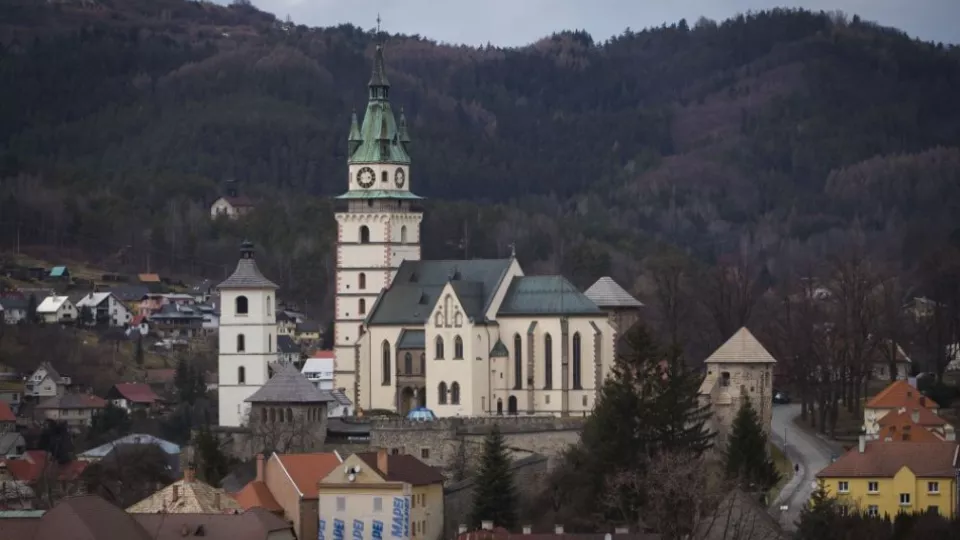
[235,0,960,46]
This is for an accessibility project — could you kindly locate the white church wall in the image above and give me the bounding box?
[218,288,276,427]
[482,259,524,321]
[425,284,475,417]
[365,324,406,411]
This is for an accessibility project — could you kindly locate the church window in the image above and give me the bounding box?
[359,273,366,289]
[404,352,412,375]
[382,341,392,385]
[451,382,461,405]
[235,295,248,315]
[359,225,370,244]
[513,334,522,390]
[359,299,366,315]
[400,226,408,244]
[443,296,451,326]
[237,334,245,352]
[572,332,582,389]
[434,312,442,327]
[438,382,448,405]
[454,336,464,359]
[268,334,272,353]
[435,336,445,359]
[454,312,463,327]
[544,334,553,389]
[420,353,426,373]
[266,296,272,316]
[238,366,246,384]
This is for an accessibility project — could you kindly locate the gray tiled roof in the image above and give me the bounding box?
[217,242,278,290]
[498,276,604,316]
[584,276,644,308]
[330,389,353,406]
[366,259,513,326]
[396,329,425,349]
[245,363,335,403]
[276,334,299,354]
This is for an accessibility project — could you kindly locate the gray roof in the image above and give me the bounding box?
[245,363,335,403]
[106,284,150,302]
[330,389,353,406]
[366,259,513,326]
[0,297,28,310]
[0,432,25,456]
[396,329,425,349]
[584,276,644,308]
[78,434,180,459]
[277,334,299,354]
[217,242,278,290]
[497,276,604,316]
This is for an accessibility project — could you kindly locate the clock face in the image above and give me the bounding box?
[356,167,375,188]
[394,167,406,188]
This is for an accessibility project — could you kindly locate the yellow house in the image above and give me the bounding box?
[317,449,445,540]
[817,437,958,518]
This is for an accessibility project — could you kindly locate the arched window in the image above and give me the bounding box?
[359,225,370,244]
[286,408,293,422]
[544,333,553,389]
[400,225,408,244]
[404,352,412,374]
[572,332,582,389]
[235,295,248,315]
[437,382,448,405]
[451,382,461,405]
[454,335,464,359]
[237,334,245,352]
[359,273,366,290]
[419,353,425,373]
[359,298,367,315]
[435,336,445,359]
[238,366,246,384]
[268,334,272,352]
[382,341,392,385]
[513,334,522,390]
[507,395,518,415]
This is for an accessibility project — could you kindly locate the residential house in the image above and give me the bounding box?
[138,273,162,289]
[234,452,342,540]
[127,314,150,337]
[863,380,939,436]
[74,292,132,327]
[78,433,180,474]
[149,303,205,338]
[210,195,255,220]
[276,312,297,336]
[0,450,88,501]
[105,284,150,311]
[195,303,220,331]
[874,407,955,442]
[817,437,959,518]
[0,381,24,411]
[127,466,243,514]
[137,293,167,317]
[0,432,26,459]
[294,320,321,343]
[189,279,216,304]
[47,266,70,281]
[302,352,335,389]
[25,363,70,399]
[871,341,912,381]
[105,383,162,413]
[276,335,301,365]
[35,296,77,324]
[317,449,446,540]
[0,402,15,433]
[35,393,106,429]
[144,368,176,395]
[0,297,28,324]
[0,466,35,509]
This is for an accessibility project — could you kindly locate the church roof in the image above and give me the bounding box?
[365,259,513,326]
[396,329,425,349]
[245,364,335,404]
[497,276,603,316]
[703,327,777,365]
[217,242,278,290]
[584,277,643,308]
[335,190,422,200]
[348,44,410,165]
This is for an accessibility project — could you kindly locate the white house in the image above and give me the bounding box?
[216,241,279,428]
[210,196,254,220]
[332,44,625,418]
[25,362,71,399]
[301,355,335,390]
[0,297,29,324]
[36,296,78,324]
[75,292,132,327]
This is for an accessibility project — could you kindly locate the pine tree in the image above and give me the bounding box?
[469,425,517,529]
[652,344,714,456]
[795,480,837,540]
[174,355,194,403]
[195,424,232,486]
[725,394,780,491]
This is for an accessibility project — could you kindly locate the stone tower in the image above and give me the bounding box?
[698,327,777,448]
[333,42,423,398]
[217,241,279,427]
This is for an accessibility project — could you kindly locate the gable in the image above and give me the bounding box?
[319,454,386,485]
[430,283,470,327]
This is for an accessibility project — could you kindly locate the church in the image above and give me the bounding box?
[333,43,641,417]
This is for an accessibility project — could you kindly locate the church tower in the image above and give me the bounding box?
[334,43,423,398]
[217,241,279,427]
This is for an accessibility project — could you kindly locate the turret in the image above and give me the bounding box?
[348,109,361,156]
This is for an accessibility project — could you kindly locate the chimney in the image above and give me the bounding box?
[256,453,265,482]
[458,525,468,535]
[911,408,920,423]
[377,447,388,476]
[858,435,866,453]
[614,527,629,534]
[184,465,195,483]
[481,521,494,531]
[172,484,180,502]
[554,525,564,535]
[522,526,532,535]
[214,492,221,510]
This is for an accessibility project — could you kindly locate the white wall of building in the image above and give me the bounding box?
[218,288,277,427]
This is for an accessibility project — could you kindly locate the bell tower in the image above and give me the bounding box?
[333,41,423,399]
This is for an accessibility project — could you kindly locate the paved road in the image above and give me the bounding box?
[768,403,841,531]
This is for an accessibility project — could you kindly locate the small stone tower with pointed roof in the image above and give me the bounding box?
[334,40,423,398]
[217,241,279,427]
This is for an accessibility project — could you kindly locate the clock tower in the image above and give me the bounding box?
[334,43,422,400]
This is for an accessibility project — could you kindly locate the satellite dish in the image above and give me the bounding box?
[348,473,356,482]
[353,465,362,474]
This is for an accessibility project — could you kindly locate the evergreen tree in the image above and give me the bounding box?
[469,425,518,529]
[134,335,144,366]
[795,480,837,540]
[652,344,714,456]
[725,394,780,491]
[195,424,232,486]
[26,294,37,324]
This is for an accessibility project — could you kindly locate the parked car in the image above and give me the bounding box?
[773,390,791,404]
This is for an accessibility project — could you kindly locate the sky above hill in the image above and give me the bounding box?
[238,0,960,46]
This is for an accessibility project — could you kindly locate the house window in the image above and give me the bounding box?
[404,352,413,374]
[867,505,879,517]
[868,481,878,493]
[899,493,911,506]
[373,497,383,512]
[359,299,366,315]
[235,295,248,315]
[720,372,731,387]
[237,334,245,352]
[382,341,391,385]
[451,382,460,405]
[359,273,366,290]
[435,336,445,359]
[336,496,346,511]
[359,225,370,244]
[238,366,246,384]
[544,333,553,389]
[420,448,430,459]
[513,334,522,390]
[572,332,582,389]
[928,481,940,494]
[927,505,939,515]
[438,382,448,405]
[837,481,849,493]
[454,335,463,359]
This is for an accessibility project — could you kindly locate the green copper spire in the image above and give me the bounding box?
[347,43,410,165]
[348,109,362,155]
[368,44,390,98]
[398,107,411,144]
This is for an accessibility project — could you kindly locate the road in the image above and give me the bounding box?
[768,403,841,531]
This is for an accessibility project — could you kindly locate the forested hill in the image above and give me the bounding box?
[2,0,960,315]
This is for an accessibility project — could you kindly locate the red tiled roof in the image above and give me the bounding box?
[355,452,446,486]
[36,394,107,410]
[111,383,160,404]
[234,480,282,513]
[131,314,148,326]
[274,452,341,499]
[877,407,947,429]
[866,380,939,410]
[310,350,335,359]
[2,451,88,483]
[817,441,958,478]
[0,401,15,422]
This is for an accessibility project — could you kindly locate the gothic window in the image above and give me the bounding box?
[572,332,582,389]
[513,334,522,390]
[434,311,442,327]
[438,382,448,405]
[237,334,245,352]
[507,395,518,415]
[454,312,463,327]
[435,336,445,359]
[359,225,370,244]
[451,382,461,405]
[404,352,412,375]
[544,334,553,389]
[238,366,246,384]
[268,334,272,353]
[359,273,366,289]
[454,336,464,359]
[400,226,408,244]
[443,296,451,326]
[420,353,425,373]
[266,296,272,316]
[235,295,248,315]
[382,341,391,385]
[359,298,366,315]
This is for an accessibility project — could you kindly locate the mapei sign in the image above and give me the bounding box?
[318,496,411,540]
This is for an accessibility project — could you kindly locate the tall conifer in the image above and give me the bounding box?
[469,425,517,529]
[725,394,780,491]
